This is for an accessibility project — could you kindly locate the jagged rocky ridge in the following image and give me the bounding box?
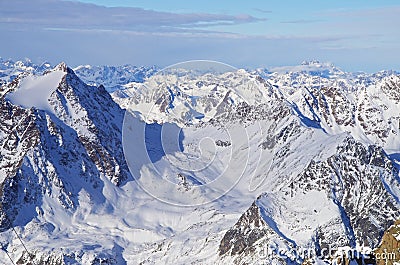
[219,136,400,264]
[0,63,130,263]
[0,60,399,264]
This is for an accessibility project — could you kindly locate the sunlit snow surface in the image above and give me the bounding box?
[5,70,65,112]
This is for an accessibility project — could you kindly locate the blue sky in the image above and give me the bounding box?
[0,0,399,72]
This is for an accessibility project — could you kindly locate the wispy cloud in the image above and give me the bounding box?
[253,8,272,14]
[280,19,322,24]
[0,0,263,34]
[42,26,248,39]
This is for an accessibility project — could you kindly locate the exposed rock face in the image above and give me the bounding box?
[263,65,400,150]
[0,64,131,262]
[50,67,130,185]
[219,136,400,264]
[320,86,356,127]
[15,245,126,265]
[298,138,399,246]
[0,101,41,231]
[219,202,270,256]
[374,220,400,265]
[219,202,292,265]
[381,76,400,102]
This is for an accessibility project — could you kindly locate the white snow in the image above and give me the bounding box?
[5,70,65,113]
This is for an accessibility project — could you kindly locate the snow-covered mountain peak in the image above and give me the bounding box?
[4,69,66,113]
[3,62,108,114]
[72,63,158,92]
[53,62,68,72]
[115,64,279,126]
[267,60,343,78]
[301,59,322,65]
[0,58,53,85]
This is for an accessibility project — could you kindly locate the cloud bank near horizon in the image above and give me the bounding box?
[0,0,399,72]
[0,0,263,34]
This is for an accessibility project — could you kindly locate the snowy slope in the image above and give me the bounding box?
[5,70,66,112]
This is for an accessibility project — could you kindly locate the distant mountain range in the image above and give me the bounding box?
[0,58,399,264]
[0,58,158,92]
